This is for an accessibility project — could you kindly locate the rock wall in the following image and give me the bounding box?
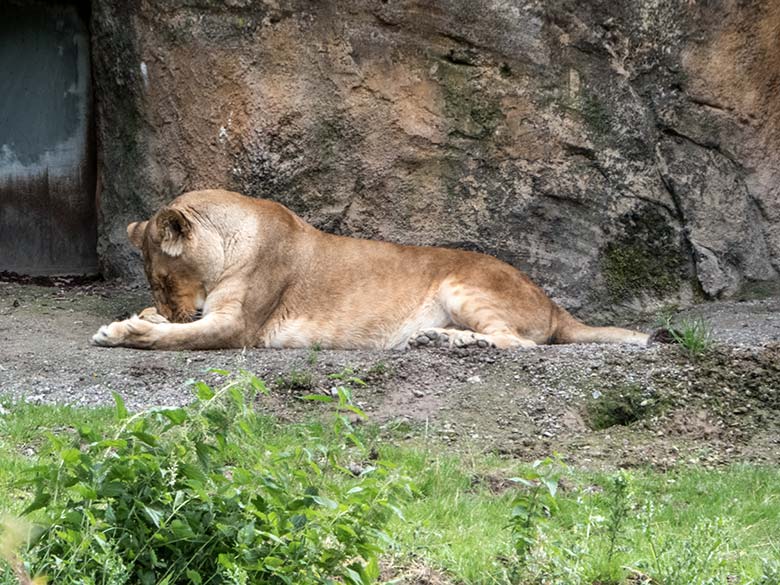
[91,0,780,319]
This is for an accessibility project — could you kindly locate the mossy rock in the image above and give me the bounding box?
[580,92,612,136]
[585,383,663,430]
[434,61,503,140]
[600,206,688,302]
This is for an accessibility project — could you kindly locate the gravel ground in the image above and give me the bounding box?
[1,279,779,469]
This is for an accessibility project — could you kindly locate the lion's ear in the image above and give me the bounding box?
[156,208,192,257]
[127,221,148,250]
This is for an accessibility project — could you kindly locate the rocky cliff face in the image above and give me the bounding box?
[91,0,780,319]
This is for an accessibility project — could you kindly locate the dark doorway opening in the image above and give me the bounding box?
[0,0,97,276]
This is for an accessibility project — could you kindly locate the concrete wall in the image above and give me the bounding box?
[0,1,96,275]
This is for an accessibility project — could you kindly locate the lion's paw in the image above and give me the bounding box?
[407,329,450,349]
[407,328,496,350]
[138,307,170,324]
[91,316,156,348]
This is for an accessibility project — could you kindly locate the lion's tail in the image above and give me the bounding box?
[551,307,649,346]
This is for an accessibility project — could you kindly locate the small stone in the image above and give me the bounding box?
[440,333,449,343]
[466,375,482,384]
[425,330,439,340]
[412,389,425,398]
[416,335,430,345]
[477,339,489,348]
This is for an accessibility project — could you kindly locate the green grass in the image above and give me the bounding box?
[1,400,779,584]
[0,401,114,512]
[661,315,715,359]
[384,445,780,584]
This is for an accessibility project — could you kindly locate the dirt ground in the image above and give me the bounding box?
[1,278,779,469]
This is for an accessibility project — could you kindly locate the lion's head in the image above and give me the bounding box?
[127,206,222,323]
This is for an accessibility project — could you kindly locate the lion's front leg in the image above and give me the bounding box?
[92,315,160,348]
[91,310,242,350]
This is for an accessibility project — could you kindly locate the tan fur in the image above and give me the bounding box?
[92,189,649,350]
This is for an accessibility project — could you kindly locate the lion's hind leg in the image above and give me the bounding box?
[413,279,541,349]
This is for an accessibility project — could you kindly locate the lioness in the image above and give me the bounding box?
[92,189,650,350]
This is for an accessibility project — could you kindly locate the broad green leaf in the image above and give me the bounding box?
[95,439,128,449]
[365,557,380,582]
[112,391,128,420]
[237,522,255,545]
[77,424,96,440]
[71,482,97,500]
[257,530,285,545]
[388,503,406,521]
[336,523,358,539]
[217,553,235,570]
[542,477,558,498]
[311,495,339,509]
[192,381,215,400]
[99,481,124,497]
[195,441,214,467]
[249,375,268,395]
[171,518,195,539]
[161,408,187,425]
[345,404,367,419]
[509,477,535,487]
[181,463,207,483]
[343,567,364,585]
[143,505,164,527]
[131,431,159,446]
[60,447,81,465]
[229,386,244,407]
[21,489,51,515]
[264,556,284,569]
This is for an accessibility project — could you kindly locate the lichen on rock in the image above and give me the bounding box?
[600,206,689,305]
